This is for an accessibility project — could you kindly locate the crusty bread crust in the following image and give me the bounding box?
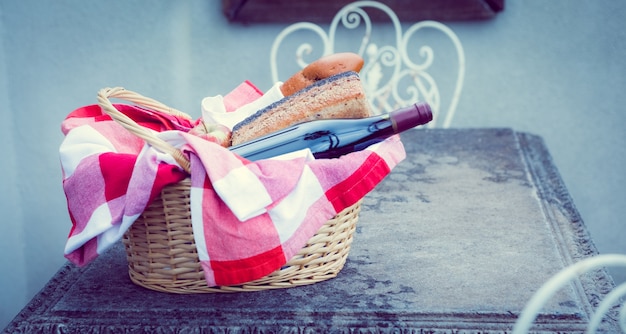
[231,71,371,145]
[280,52,364,96]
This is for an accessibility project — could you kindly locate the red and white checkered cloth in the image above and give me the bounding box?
[60,84,406,286]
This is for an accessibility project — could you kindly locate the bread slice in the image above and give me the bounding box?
[280,52,364,96]
[231,71,371,145]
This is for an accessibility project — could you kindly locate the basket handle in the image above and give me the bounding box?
[97,87,192,172]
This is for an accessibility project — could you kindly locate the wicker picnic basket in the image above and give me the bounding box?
[97,87,362,293]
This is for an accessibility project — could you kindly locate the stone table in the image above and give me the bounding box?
[4,128,619,333]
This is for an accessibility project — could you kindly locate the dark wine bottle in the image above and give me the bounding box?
[229,102,433,161]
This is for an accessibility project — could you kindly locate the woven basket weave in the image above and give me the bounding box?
[98,87,361,293]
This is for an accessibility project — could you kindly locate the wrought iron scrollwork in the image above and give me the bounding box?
[270,1,465,128]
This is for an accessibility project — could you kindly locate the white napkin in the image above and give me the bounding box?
[201,82,285,130]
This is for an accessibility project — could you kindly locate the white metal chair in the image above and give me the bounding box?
[270,0,465,128]
[513,254,626,333]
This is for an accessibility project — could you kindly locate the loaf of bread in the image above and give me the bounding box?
[231,71,372,145]
[280,52,364,96]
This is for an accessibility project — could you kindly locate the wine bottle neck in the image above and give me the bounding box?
[389,102,433,133]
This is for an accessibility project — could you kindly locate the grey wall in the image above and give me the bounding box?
[1,0,624,328]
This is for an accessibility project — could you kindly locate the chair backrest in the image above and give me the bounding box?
[513,254,626,333]
[270,0,465,128]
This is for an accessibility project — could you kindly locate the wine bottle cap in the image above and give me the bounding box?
[391,102,433,133]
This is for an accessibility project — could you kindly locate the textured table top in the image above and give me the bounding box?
[4,128,618,333]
